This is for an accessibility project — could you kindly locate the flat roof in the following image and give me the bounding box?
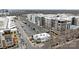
[0,17,9,30]
[0,16,16,30]
[33,33,50,40]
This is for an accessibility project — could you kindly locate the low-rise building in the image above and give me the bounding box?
[32,33,51,42]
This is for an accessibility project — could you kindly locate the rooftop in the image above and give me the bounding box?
[0,17,9,30]
[0,16,16,30]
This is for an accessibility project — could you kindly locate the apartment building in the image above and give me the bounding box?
[0,16,18,48]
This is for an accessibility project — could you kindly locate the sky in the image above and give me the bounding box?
[0,0,79,9]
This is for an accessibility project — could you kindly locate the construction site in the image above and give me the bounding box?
[0,10,79,49]
[16,13,79,49]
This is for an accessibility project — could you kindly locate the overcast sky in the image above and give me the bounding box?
[0,0,79,9]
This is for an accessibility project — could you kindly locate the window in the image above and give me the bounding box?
[14,35,16,37]
[14,31,16,34]
[5,35,12,42]
[58,21,64,23]
[4,30,11,34]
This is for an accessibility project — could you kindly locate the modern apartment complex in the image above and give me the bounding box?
[0,16,18,48]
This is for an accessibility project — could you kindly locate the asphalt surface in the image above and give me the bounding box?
[17,16,51,49]
[15,19,37,49]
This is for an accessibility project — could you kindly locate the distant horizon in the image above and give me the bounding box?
[1,9,79,15]
[8,9,79,14]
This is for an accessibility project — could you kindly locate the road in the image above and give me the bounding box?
[15,19,38,49]
[18,16,51,49]
[15,20,27,49]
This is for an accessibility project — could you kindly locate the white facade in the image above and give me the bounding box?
[27,14,79,31]
[27,14,44,25]
[7,16,16,29]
